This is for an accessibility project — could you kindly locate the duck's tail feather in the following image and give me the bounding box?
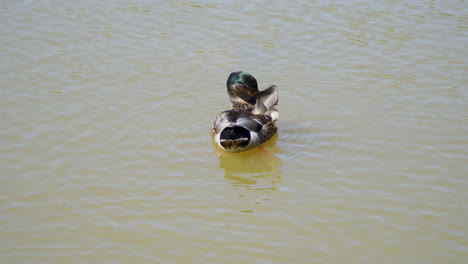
[219,126,251,148]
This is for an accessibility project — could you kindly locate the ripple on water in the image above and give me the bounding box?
[277,80,381,156]
[64,83,221,162]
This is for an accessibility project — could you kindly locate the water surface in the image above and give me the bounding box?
[1,1,467,263]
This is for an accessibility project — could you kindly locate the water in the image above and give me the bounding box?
[1,1,467,263]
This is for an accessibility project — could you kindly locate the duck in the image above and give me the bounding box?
[211,71,279,152]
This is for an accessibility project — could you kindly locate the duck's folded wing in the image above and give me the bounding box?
[257,85,278,110]
[213,111,234,134]
[237,115,269,133]
[252,99,267,115]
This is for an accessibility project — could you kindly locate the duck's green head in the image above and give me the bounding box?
[226,71,259,106]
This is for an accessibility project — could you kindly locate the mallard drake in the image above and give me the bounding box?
[211,71,279,152]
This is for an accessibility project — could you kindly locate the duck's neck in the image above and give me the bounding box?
[231,102,254,112]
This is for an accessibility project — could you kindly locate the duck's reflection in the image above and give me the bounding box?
[214,134,283,189]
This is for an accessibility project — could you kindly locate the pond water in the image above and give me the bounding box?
[1,1,467,263]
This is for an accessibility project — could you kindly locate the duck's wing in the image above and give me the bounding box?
[214,110,245,134]
[213,111,232,134]
[265,107,279,121]
[214,110,274,134]
[237,115,270,133]
[257,85,278,110]
[252,99,267,115]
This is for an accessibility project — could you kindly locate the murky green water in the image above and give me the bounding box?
[1,1,467,263]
